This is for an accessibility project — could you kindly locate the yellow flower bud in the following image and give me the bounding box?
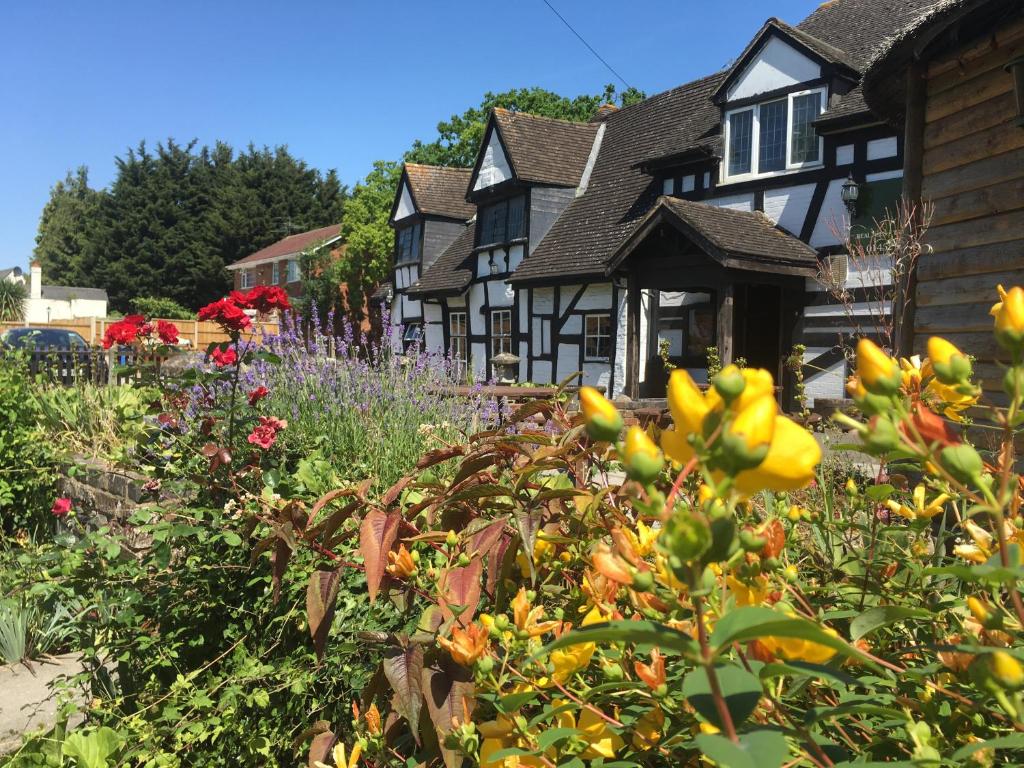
[927,336,973,385]
[991,284,1024,351]
[580,386,623,441]
[623,425,665,484]
[787,504,802,522]
[667,368,710,434]
[856,338,901,395]
[967,595,991,625]
[990,650,1024,691]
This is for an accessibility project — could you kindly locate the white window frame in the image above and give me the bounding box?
[449,311,468,378]
[721,85,826,184]
[490,309,513,358]
[271,261,280,284]
[286,259,300,283]
[584,314,612,362]
[240,269,253,289]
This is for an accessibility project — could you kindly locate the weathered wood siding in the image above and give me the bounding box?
[915,16,1024,390]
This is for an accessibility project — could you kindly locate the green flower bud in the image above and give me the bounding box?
[739,529,767,552]
[445,530,459,548]
[863,416,901,454]
[476,655,495,675]
[940,444,984,484]
[662,510,711,563]
[631,569,654,592]
[713,368,746,403]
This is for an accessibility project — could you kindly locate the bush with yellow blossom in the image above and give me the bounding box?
[275,284,1024,767]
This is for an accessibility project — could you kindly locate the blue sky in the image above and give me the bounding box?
[0,0,822,270]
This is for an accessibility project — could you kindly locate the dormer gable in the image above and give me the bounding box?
[392,176,417,224]
[389,164,476,226]
[471,120,515,193]
[713,18,859,105]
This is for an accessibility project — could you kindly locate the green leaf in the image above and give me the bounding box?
[683,665,762,729]
[498,690,540,713]
[539,620,699,660]
[952,734,1024,759]
[62,727,123,768]
[222,531,242,547]
[864,484,894,501]
[536,727,582,750]
[695,730,787,768]
[849,606,932,641]
[759,661,858,687]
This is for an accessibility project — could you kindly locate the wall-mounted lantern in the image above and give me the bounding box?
[840,174,860,217]
[1007,55,1024,128]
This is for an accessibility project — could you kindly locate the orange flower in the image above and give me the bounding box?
[438,623,489,666]
[511,588,560,638]
[634,648,666,691]
[386,545,417,578]
[364,703,382,736]
[592,543,635,585]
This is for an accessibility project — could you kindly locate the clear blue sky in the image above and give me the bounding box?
[0,0,822,270]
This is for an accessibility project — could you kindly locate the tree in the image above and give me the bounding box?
[33,167,103,288]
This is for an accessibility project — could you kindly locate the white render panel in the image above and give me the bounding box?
[508,244,525,273]
[836,144,855,166]
[556,344,580,382]
[473,130,513,190]
[532,287,554,314]
[423,313,444,352]
[401,294,421,318]
[613,289,628,399]
[576,283,613,311]
[809,178,850,248]
[470,343,487,379]
[726,36,821,101]
[486,279,513,307]
[708,192,755,212]
[468,284,486,335]
[394,181,416,221]
[533,360,552,384]
[866,170,903,182]
[703,171,711,188]
[562,315,582,335]
[477,252,492,279]
[582,362,611,392]
[804,347,847,405]
[682,175,695,193]
[447,295,467,308]
[866,137,899,161]
[762,184,815,237]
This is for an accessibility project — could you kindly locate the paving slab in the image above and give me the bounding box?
[0,654,85,754]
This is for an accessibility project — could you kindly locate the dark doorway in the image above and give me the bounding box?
[736,284,783,380]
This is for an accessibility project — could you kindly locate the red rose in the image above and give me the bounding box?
[210,347,238,368]
[51,497,72,518]
[247,415,287,450]
[198,298,252,332]
[156,320,180,345]
[231,285,291,315]
[102,318,145,349]
[247,386,269,406]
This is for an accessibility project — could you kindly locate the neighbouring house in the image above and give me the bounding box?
[389,0,943,402]
[4,262,109,323]
[225,224,342,300]
[861,0,1024,392]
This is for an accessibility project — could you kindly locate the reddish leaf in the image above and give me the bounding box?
[416,446,465,470]
[468,517,508,559]
[306,570,340,661]
[903,402,959,448]
[201,442,219,458]
[307,730,337,768]
[381,476,413,507]
[421,658,475,768]
[486,533,513,598]
[271,539,291,605]
[438,558,483,627]
[383,640,424,741]
[360,509,401,603]
[307,487,357,528]
[508,399,554,425]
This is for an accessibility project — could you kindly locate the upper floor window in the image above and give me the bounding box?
[286,259,300,283]
[724,87,825,181]
[396,222,422,265]
[240,269,254,289]
[478,195,525,248]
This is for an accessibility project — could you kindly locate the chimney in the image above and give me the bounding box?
[29,261,41,300]
[590,104,619,123]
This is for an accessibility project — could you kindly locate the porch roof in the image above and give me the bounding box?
[606,196,820,278]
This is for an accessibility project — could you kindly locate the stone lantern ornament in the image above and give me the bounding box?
[491,352,520,384]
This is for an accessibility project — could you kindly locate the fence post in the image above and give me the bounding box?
[193,320,199,349]
[89,316,96,345]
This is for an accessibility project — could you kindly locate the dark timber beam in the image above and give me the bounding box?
[717,284,735,366]
[896,58,927,358]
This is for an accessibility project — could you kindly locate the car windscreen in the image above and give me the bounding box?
[2,329,79,349]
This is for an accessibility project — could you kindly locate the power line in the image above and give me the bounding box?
[539,0,633,91]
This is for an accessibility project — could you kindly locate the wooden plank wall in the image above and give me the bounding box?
[0,317,281,348]
[913,16,1024,393]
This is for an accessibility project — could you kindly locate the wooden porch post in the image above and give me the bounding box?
[625,274,640,398]
[717,284,734,366]
[895,59,927,358]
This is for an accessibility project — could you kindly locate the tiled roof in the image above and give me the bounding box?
[511,72,725,284]
[492,108,600,188]
[625,197,819,273]
[228,224,341,268]
[405,164,475,220]
[41,285,108,301]
[407,223,476,297]
[815,84,872,129]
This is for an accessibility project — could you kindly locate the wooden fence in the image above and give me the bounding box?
[0,317,281,348]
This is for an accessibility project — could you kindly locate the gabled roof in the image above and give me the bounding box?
[607,197,819,277]
[814,85,874,132]
[41,285,109,302]
[469,109,601,191]
[712,17,860,104]
[407,223,476,297]
[228,224,341,268]
[401,164,475,221]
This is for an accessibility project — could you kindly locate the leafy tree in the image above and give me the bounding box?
[0,280,27,322]
[130,296,195,319]
[33,167,104,288]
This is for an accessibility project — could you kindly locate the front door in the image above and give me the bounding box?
[735,284,784,380]
[640,289,717,397]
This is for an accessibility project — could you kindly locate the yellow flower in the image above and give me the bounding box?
[592,543,635,585]
[667,369,710,434]
[580,386,623,441]
[899,355,924,391]
[954,544,989,564]
[991,284,1024,349]
[622,425,665,483]
[733,415,821,495]
[884,484,950,521]
[727,575,770,606]
[856,338,901,395]
[760,628,840,664]
[547,607,603,685]
[660,426,695,466]
[517,537,553,578]
[991,651,1024,691]
[511,588,561,638]
[925,377,978,422]
[326,742,361,768]
[631,706,664,750]
[705,365,775,414]
[578,707,626,760]
[967,596,992,625]
[386,545,417,578]
[437,623,489,667]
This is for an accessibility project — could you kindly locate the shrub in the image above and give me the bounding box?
[129,296,195,320]
[0,279,28,322]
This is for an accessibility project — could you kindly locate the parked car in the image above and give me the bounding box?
[0,327,90,351]
[1,327,108,385]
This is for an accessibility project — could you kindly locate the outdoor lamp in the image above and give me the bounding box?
[841,174,860,216]
[489,256,499,275]
[1007,55,1024,128]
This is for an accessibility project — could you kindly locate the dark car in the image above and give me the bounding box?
[1,327,90,351]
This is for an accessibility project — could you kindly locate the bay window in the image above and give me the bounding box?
[723,86,825,180]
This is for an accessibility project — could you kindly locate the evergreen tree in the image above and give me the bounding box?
[33,167,103,287]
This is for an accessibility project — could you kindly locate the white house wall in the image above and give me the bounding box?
[708,193,755,212]
[473,130,513,191]
[726,36,821,101]
[26,297,108,324]
[762,184,815,237]
[423,302,444,352]
[394,182,416,222]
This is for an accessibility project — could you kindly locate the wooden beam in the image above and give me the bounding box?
[896,58,927,358]
[717,284,735,366]
[625,276,641,399]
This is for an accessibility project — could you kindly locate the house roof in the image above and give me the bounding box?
[403,164,475,221]
[228,224,341,268]
[407,223,477,297]
[487,108,601,188]
[814,85,874,131]
[608,197,819,276]
[0,267,23,281]
[862,0,1019,123]
[41,285,108,302]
